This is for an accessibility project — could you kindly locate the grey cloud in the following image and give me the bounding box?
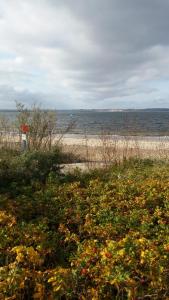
[0,85,45,108]
[61,0,169,48]
[0,0,169,108]
[0,84,83,109]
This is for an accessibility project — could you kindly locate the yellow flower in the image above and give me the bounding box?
[138,238,145,244]
[118,249,125,257]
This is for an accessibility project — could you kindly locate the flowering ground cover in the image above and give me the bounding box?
[0,156,169,299]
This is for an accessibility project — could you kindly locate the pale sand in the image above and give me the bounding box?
[53,134,169,163]
[2,132,169,150]
[1,133,169,160]
[55,134,169,150]
[58,134,169,171]
[2,132,169,169]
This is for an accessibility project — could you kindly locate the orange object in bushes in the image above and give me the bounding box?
[20,124,29,133]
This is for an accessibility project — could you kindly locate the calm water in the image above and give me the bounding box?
[1,109,169,136]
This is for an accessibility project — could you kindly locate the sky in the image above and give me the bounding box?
[0,0,169,109]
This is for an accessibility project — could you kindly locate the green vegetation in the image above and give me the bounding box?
[0,151,169,299]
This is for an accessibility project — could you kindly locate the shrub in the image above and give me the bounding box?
[0,147,64,190]
[0,159,169,299]
[15,102,57,150]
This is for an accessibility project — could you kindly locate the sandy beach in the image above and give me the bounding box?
[58,134,169,150]
[53,134,169,163]
[1,132,169,162]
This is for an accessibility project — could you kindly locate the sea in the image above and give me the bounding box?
[1,109,169,136]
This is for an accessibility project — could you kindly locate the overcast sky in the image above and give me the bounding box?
[0,0,169,109]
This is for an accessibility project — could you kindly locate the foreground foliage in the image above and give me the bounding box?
[0,156,169,299]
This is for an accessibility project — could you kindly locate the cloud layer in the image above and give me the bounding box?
[0,0,169,109]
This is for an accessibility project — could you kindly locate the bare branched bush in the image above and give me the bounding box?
[99,131,118,165]
[15,102,56,150]
[56,120,76,145]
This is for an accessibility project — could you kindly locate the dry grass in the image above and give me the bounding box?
[0,131,20,150]
[60,134,169,168]
[1,130,169,169]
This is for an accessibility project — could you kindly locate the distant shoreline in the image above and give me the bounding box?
[1,108,169,112]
